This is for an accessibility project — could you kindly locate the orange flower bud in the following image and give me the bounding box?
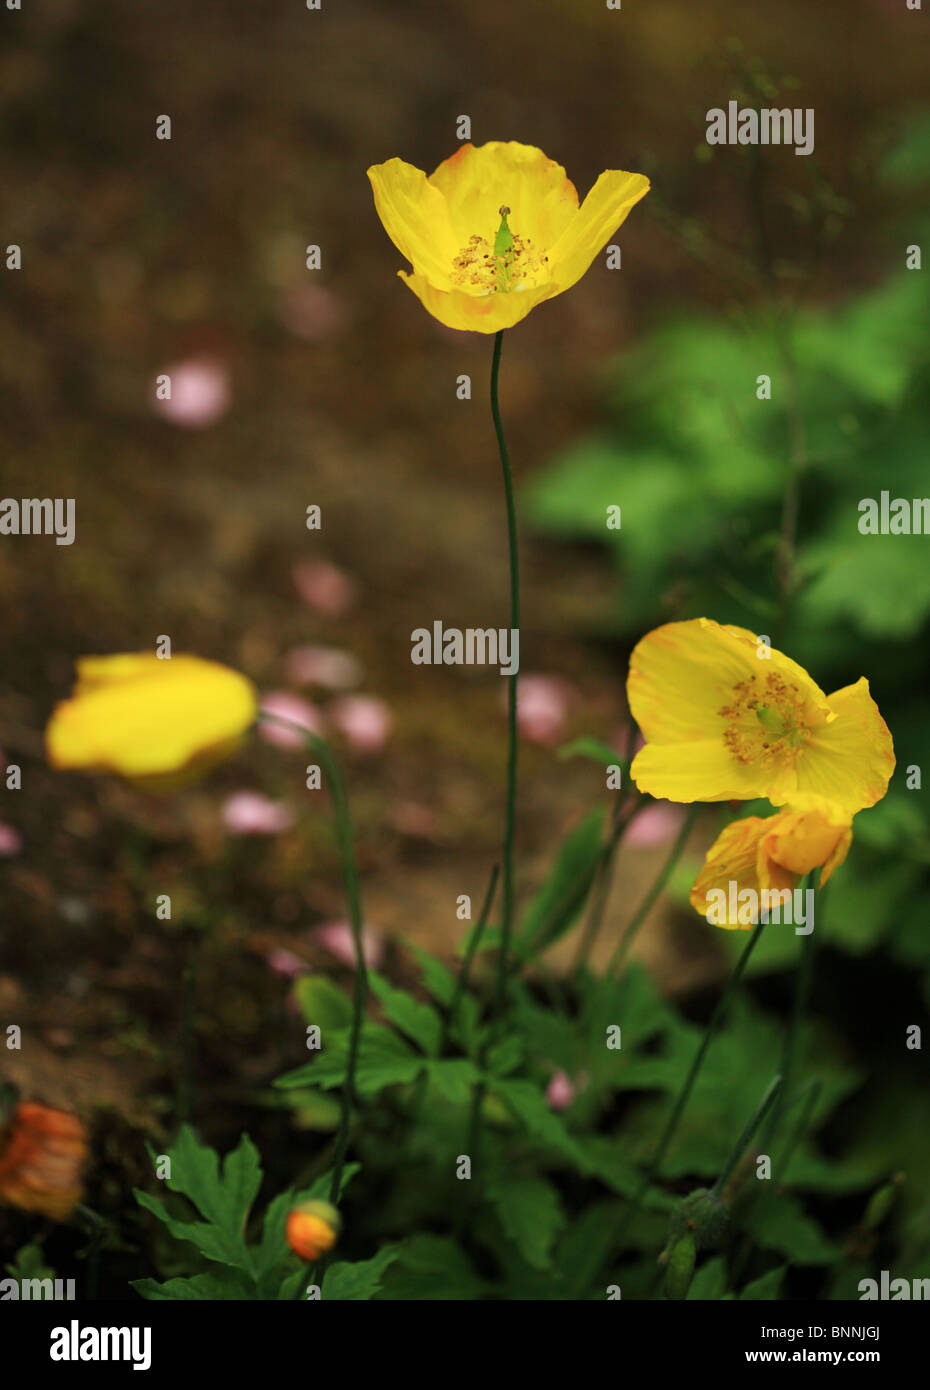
[0,1102,88,1222]
[286,1199,341,1261]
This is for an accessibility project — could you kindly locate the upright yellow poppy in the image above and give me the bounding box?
[627,619,894,814]
[46,653,257,785]
[368,141,649,332]
[689,794,853,929]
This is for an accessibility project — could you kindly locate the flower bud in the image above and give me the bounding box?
[286,1199,341,1261]
[664,1234,696,1300]
[668,1187,730,1250]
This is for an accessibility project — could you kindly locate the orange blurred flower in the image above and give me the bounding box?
[0,1102,88,1221]
[286,1199,341,1261]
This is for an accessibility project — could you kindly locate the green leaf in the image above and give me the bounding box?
[688,1255,728,1300]
[368,971,442,1055]
[743,1192,839,1265]
[554,1202,625,1296]
[487,1175,566,1270]
[321,1244,401,1300]
[133,1191,250,1271]
[492,1078,590,1171]
[293,975,354,1033]
[377,1235,485,1300]
[133,1268,255,1300]
[169,1126,261,1239]
[134,1127,262,1276]
[407,944,457,1007]
[517,808,605,958]
[275,1024,424,1095]
[741,1265,787,1300]
[423,1058,482,1106]
[557,737,623,767]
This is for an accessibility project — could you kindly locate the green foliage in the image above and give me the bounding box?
[120,112,930,1307]
[515,808,606,959]
[132,1126,373,1300]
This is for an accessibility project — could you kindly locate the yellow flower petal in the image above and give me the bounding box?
[367,157,461,290]
[627,619,891,816]
[547,168,651,292]
[628,619,759,745]
[790,678,896,814]
[368,141,649,332]
[428,141,579,250]
[398,268,559,332]
[46,653,257,784]
[631,738,778,803]
[760,794,852,879]
[690,795,853,928]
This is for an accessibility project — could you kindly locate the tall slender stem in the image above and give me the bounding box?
[710,1073,782,1199]
[490,328,520,1021]
[443,863,500,1053]
[606,805,700,976]
[258,715,366,1211]
[618,917,767,1241]
[764,870,823,1153]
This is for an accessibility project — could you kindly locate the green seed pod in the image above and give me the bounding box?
[664,1234,697,1301]
[669,1187,730,1250]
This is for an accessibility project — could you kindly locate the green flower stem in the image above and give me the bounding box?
[257,715,366,1211]
[730,1074,823,1287]
[619,917,767,1241]
[177,938,200,1125]
[606,804,700,977]
[572,736,639,972]
[710,1073,782,1199]
[459,330,519,1200]
[412,863,498,1146]
[776,1076,823,1182]
[763,869,823,1154]
[490,327,520,1022]
[442,862,500,1054]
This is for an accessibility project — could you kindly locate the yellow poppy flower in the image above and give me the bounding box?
[46,653,258,785]
[627,619,894,814]
[367,141,649,332]
[689,794,852,929]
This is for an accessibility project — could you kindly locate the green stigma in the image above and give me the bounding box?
[494,205,514,258]
[756,705,788,739]
[494,205,515,290]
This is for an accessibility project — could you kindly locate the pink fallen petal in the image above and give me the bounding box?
[258,692,323,749]
[277,283,348,343]
[0,823,22,857]
[625,801,686,850]
[328,695,392,753]
[313,921,384,970]
[283,645,362,691]
[154,358,231,428]
[546,1070,576,1112]
[511,675,575,746]
[266,947,309,978]
[222,791,295,836]
[292,560,357,618]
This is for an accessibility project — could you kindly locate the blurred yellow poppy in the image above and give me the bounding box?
[627,619,894,814]
[689,794,853,929]
[45,653,257,786]
[368,140,649,332]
